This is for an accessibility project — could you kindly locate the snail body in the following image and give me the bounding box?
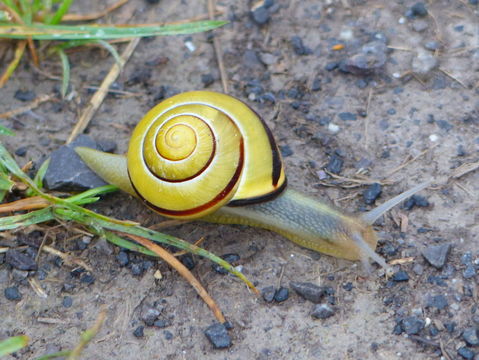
[76,91,429,270]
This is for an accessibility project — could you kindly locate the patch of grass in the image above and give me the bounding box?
[0,0,226,96]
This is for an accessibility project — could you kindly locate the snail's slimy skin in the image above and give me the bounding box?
[74,91,430,269]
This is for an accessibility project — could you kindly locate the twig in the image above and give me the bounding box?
[450,161,479,179]
[0,94,55,119]
[124,232,226,323]
[173,236,205,256]
[62,0,129,22]
[208,0,228,93]
[438,68,467,88]
[28,278,48,298]
[67,38,140,143]
[440,339,453,360]
[363,88,373,150]
[386,145,437,177]
[67,307,107,360]
[41,245,93,272]
[388,257,414,265]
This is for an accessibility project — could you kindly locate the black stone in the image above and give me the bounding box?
[201,73,215,87]
[426,294,448,310]
[458,347,475,359]
[403,195,430,210]
[463,327,479,346]
[290,36,312,56]
[80,274,95,284]
[116,251,129,267]
[130,263,144,276]
[410,2,428,17]
[401,316,425,335]
[338,112,357,121]
[5,249,37,271]
[4,286,22,301]
[14,90,36,102]
[279,145,294,157]
[212,253,240,275]
[326,153,343,174]
[392,323,403,335]
[204,322,232,349]
[421,244,451,269]
[62,296,73,308]
[251,6,270,25]
[463,264,477,279]
[141,307,161,326]
[363,183,382,205]
[154,319,169,328]
[392,270,409,282]
[62,283,75,293]
[44,134,109,191]
[342,282,353,291]
[311,304,335,319]
[290,282,329,303]
[180,254,195,270]
[311,78,322,91]
[15,146,28,157]
[274,287,289,302]
[262,286,276,303]
[164,330,173,340]
[436,120,453,131]
[133,326,144,338]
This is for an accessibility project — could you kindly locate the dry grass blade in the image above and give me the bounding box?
[450,161,479,179]
[0,94,55,119]
[174,236,205,257]
[62,0,129,22]
[388,257,414,265]
[42,245,93,272]
[66,38,139,143]
[124,232,226,323]
[208,0,228,93]
[386,145,437,177]
[67,307,107,360]
[0,196,51,213]
[0,40,26,87]
[28,277,48,298]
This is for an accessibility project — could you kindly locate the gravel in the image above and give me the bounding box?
[463,327,479,346]
[204,322,232,349]
[421,244,451,269]
[4,286,22,301]
[290,282,329,303]
[311,304,335,319]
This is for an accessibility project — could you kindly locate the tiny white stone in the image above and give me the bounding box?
[425,317,431,327]
[429,134,439,142]
[398,17,406,24]
[328,123,340,133]
[392,72,401,78]
[184,41,196,52]
[339,29,354,40]
[234,265,243,273]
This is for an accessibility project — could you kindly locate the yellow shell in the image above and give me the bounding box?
[127,91,286,219]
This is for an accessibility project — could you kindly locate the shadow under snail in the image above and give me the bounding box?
[75,91,430,272]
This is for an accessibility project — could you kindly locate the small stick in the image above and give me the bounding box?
[173,236,205,256]
[0,94,55,119]
[438,68,467,88]
[363,88,373,150]
[386,145,437,177]
[208,0,229,93]
[42,245,93,272]
[388,257,414,265]
[124,232,226,323]
[451,161,479,179]
[28,278,48,298]
[67,38,140,143]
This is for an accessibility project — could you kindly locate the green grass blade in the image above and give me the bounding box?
[64,184,118,205]
[47,0,74,25]
[0,142,28,179]
[56,49,70,97]
[0,207,54,230]
[0,125,15,136]
[18,0,32,24]
[36,350,71,360]
[93,40,122,65]
[0,20,228,40]
[0,335,29,357]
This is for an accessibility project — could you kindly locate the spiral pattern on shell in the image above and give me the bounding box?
[127,91,286,219]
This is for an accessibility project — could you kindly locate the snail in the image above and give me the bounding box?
[75,91,430,272]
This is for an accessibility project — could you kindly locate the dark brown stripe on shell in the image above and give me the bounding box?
[227,179,287,207]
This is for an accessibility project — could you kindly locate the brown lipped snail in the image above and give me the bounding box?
[75,91,430,272]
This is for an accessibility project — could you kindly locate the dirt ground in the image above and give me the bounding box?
[1,0,479,359]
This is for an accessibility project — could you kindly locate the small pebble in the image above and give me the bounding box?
[262,286,276,303]
[116,251,129,267]
[201,74,215,87]
[424,41,440,51]
[342,282,353,291]
[403,195,430,210]
[164,330,173,340]
[410,2,428,17]
[325,62,339,71]
[212,253,240,275]
[62,296,73,308]
[290,282,329,303]
[4,286,22,301]
[14,90,36,102]
[412,52,439,76]
[363,183,382,205]
[154,319,169,328]
[6,249,37,271]
[463,264,477,279]
[130,263,144,276]
[311,78,322,91]
[426,294,448,310]
[15,147,28,157]
[204,322,232,349]
[458,347,475,360]
[392,270,409,282]
[80,274,95,284]
[311,304,335,319]
[141,308,161,326]
[436,120,453,131]
[251,6,270,25]
[463,327,479,346]
[401,316,425,335]
[279,145,294,158]
[326,153,343,174]
[290,36,312,56]
[338,112,357,121]
[274,287,289,302]
[421,243,451,269]
[133,326,145,338]
[180,254,195,270]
